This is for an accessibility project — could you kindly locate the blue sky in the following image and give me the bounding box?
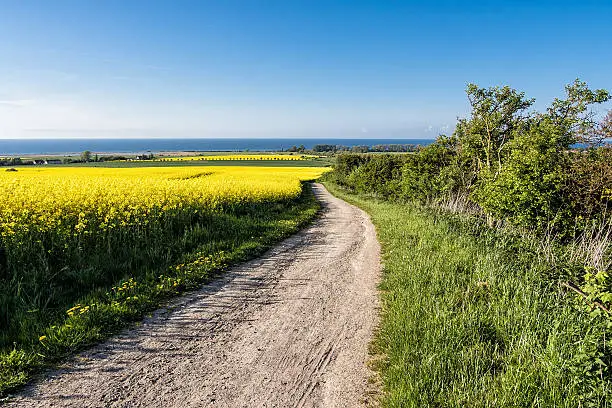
[0,0,610,139]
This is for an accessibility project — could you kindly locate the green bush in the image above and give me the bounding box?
[345,154,407,199]
[566,147,612,222]
[472,118,572,231]
[400,136,473,203]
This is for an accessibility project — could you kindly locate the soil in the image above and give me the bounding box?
[8,183,381,408]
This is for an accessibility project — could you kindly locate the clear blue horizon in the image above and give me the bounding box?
[1,0,611,139]
[0,137,438,155]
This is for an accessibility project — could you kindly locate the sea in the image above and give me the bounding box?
[0,138,435,156]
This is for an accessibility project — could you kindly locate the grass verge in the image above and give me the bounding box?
[0,183,320,398]
[325,182,612,408]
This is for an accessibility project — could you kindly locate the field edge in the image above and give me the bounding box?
[0,182,321,399]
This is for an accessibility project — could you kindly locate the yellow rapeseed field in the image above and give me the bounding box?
[154,154,315,162]
[0,165,327,388]
[0,166,327,242]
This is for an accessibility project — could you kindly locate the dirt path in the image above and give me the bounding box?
[8,183,380,408]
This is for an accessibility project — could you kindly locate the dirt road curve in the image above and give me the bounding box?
[8,183,380,408]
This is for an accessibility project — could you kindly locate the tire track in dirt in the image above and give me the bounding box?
[7,183,380,408]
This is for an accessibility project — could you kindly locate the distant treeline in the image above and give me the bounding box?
[312,143,420,153]
[0,154,147,166]
[0,157,26,166]
[328,79,612,236]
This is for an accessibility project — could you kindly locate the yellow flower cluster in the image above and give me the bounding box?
[0,166,328,242]
[66,304,90,316]
[112,278,138,294]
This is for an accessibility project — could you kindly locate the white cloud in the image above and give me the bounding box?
[0,99,36,107]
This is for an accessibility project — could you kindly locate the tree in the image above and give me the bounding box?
[595,110,612,143]
[456,84,535,177]
[546,79,610,146]
[313,144,338,152]
[475,118,571,229]
[80,150,92,162]
[473,80,611,232]
[350,145,369,153]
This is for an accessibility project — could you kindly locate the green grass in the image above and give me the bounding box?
[0,183,320,397]
[325,183,612,408]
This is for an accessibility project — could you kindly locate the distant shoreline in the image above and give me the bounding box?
[2,151,307,159]
[0,137,436,156]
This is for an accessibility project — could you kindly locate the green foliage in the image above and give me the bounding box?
[547,79,611,146]
[80,150,92,163]
[470,80,610,231]
[582,268,612,308]
[332,153,371,184]
[329,79,611,236]
[400,136,472,202]
[457,84,534,175]
[345,154,408,199]
[329,153,406,199]
[566,147,612,221]
[473,118,572,230]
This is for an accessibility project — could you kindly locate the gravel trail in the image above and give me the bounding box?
[8,183,380,408]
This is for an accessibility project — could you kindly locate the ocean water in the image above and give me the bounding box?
[0,138,435,155]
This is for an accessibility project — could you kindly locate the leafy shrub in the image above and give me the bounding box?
[400,136,473,203]
[473,118,572,231]
[329,153,371,188]
[566,147,612,222]
[345,154,407,199]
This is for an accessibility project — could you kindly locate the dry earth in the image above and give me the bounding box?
[7,183,381,408]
